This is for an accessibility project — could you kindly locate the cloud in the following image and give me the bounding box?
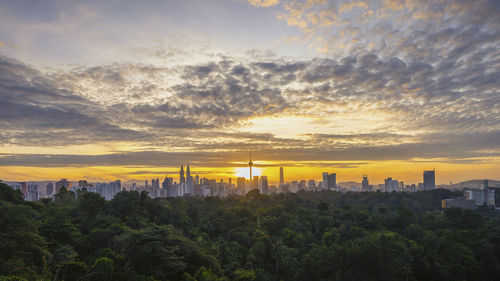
[275,0,500,61]
[248,0,280,8]
[0,17,499,165]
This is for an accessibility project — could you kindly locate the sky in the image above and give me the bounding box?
[0,0,499,185]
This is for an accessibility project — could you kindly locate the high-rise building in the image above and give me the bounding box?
[291,181,299,193]
[423,170,435,190]
[280,167,284,186]
[162,172,174,197]
[464,186,495,206]
[95,180,121,200]
[78,180,88,188]
[362,174,369,192]
[150,178,160,197]
[384,177,399,192]
[327,173,336,190]
[237,177,246,195]
[9,183,25,196]
[26,183,38,202]
[55,179,72,194]
[252,176,259,190]
[46,183,54,196]
[186,165,194,195]
[308,180,316,190]
[322,173,329,189]
[260,176,269,194]
[299,180,306,191]
[180,165,185,183]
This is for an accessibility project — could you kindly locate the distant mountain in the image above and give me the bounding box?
[452,179,500,189]
[338,181,361,188]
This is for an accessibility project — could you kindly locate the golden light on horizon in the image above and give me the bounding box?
[234,167,262,179]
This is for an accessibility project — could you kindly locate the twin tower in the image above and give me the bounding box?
[179,164,191,183]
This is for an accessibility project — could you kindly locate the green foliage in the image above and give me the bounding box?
[0,276,28,281]
[1,184,500,281]
[0,182,24,204]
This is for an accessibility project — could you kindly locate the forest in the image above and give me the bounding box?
[1,181,500,281]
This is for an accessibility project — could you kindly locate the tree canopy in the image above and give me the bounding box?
[1,182,499,281]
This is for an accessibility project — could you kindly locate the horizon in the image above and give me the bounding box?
[1,164,499,187]
[1,0,499,185]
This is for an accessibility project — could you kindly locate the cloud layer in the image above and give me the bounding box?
[0,0,499,177]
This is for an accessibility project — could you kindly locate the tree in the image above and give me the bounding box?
[78,191,106,218]
[0,182,24,204]
[0,202,49,278]
[121,225,188,280]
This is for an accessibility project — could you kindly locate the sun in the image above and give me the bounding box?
[234,167,262,179]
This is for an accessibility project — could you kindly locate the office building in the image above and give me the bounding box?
[385,177,399,192]
[26,183,38,202]
[94,180,121,200]
[78,180,88,188]
[299,180,306,191]
[260,176,269,194]
[55,179,72,194]
[442,198,475,209]
[423,170,435,190]
[322,173,329,189]
[280,167,284,186]
[328,173,336,190]
[46,183,54,196]
[180,165,185,183]
[362,174,370,192]
[291,181,299,193]
[464,183,495,206]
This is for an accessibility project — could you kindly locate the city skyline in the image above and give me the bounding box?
[7,162,499,203]
[2,161,497,187]
[1,0,499,184]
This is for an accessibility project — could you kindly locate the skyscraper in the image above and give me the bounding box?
[423,170,435,190]
[362,174,369,192]
[260,176,269,194]
[280,166,284,186]
[55,179,71,194]
[322,172,329,189]
[327,173,336,190]
[237,177,246,195]
[46,183,54,196]
[385,177,399,192]
[186,165,194,195]
[26,183,38,202]
[180,165,185,183]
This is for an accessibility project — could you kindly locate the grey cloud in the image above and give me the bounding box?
[1,24,499,164]
[0,55,150,145]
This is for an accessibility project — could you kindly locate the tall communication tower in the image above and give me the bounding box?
[248,152,253,180]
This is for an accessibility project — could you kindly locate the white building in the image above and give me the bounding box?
[93,180,121,200]
[384,177,399,192]
[26,183,38,202]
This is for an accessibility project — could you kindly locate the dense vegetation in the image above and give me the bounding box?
[1,182,500,281]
